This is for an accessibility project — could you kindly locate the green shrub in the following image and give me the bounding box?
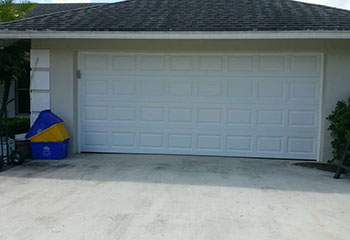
[1,117,30,138]
[327,97,350,165]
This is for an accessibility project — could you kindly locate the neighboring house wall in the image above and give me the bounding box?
[31,39,350,162]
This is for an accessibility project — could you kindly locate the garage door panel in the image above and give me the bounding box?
[168,107,193,123]
[83,54,108,70]
[84,106,108,121]
[79,52,322,159]
[227,136,252,152]
[288,111,316,127]
[168,134,193,150]
[198,56,224,71]
[112,55,137,71]
[227,109,253,125]
[287,138,316,154]
[228,56,255,72]
[169,56,195,71]
[257,110,284,126]
[84,80,108,95]
[112,107,137,122]
[111,132,136,148]
[197,80,223,97]
[291,55,321,75]
[141,55,166,71]
[228,81,254,98]
[290,82,318,99]
[259,55,286,72]
[139,133,164,149]
[168,80,193,96]
[113,78,137,95]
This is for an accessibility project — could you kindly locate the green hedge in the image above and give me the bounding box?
[1,117,30,138]
[327,97,350,165]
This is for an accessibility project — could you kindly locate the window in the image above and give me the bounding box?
[15,75,30,115]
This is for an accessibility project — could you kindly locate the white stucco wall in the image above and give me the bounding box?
[31,39,350,162]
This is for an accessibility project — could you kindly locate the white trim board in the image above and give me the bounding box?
[2,31,350,39]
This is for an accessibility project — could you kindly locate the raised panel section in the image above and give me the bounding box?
[141,107,164,122]
[291,83,317,98]
[228,56,254,71]
[288,138,314,154]
[141,56,165,71]
[142,78,164,96]
[197,108,222,123]
[112,107,136,121]
[85,80,108,95]
[168,134,192,149]
[112,132,135,147]
[199,56,223,71]
[168,81,192,96]
[228,82,253,98]
[169,56,194,71]
[257,137,282,152]
[84,55,108,70]
[197,81,222,96]
[169,108,192,123]
[258,110,283,125]
[292,56,319,73]
[84,131,108,146]
[112,56,137,71]
[84,107,108,120]
[289,111,315,127]
[197,135,221,150]
[227,109,252,124]
[258,82,284,98]
[227,136,252,151]
[259,56,284,72]
[113,79,136,95]
[140,133,163,148]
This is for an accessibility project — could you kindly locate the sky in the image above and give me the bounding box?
[26,0,350,11]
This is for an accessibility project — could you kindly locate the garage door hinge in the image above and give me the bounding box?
[76,70,81,79]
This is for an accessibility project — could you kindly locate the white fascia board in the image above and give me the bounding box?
[1,31,350,39]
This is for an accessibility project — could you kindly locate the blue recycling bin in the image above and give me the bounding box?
[26,110,69,160]
[30,139,69,159]
[26,110,63,139]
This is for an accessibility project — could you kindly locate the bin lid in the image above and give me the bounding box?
[25,110,63,139]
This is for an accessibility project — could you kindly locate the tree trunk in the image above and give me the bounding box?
[0,80,12,119]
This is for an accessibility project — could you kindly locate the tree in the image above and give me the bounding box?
[0,0,35,22]
[327,98,350,165]
[0,0,35,117]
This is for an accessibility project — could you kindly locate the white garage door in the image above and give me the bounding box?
[78,52,322,160]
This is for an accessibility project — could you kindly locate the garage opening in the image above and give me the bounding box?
[78,52,322,160]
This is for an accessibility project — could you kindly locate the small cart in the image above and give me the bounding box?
[0,99,24,170]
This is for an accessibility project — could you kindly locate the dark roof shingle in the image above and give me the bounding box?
[2,0,350,32]
[28,3,104,17]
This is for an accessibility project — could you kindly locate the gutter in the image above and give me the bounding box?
[1,31,350,39]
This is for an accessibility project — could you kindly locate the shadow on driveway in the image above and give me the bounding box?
[1,153,349,194]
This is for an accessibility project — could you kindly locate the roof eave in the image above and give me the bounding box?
[1,31,350,39]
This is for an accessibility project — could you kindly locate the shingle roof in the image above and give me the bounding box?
[2,0,350,32]
[28,3,104,17]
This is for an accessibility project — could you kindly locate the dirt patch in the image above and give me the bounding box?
[293,162,338,173]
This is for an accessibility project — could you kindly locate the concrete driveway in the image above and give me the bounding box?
[0,154,349,240]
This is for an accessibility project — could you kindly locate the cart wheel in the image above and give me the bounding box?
[10,151,24,165]
[0,157,3,170]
